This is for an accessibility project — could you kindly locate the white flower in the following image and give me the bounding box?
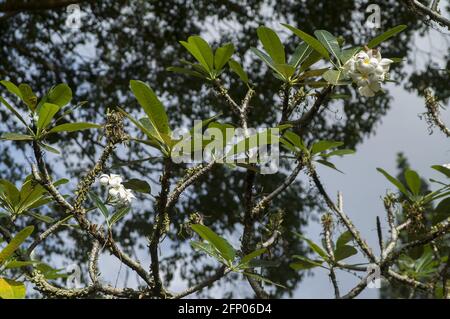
[109,187,120,198]
[99,174,110,186]
[443,163,450,169]
[108,174,123,187]
[98,173,135,205]
[342,48,393,98]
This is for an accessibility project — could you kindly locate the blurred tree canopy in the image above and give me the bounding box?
[0,0,448,297]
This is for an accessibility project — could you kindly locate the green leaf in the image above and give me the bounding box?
[316,159,344,173]
[190,241,224,261]
[367,25,407,49]
[0,80,22,99]
[311,140,344,155]
[295,234,328,260]
[0,179,20,206]
[256,26,285,64]
[122,178,151,194]
[228,59,249,84]
[191,224,236,262]
[243,272,286,288]
[18,84,37,111]
[46,83,72,108]
[39,142,60,154]
[336,231,353,248]
[0,133,33,141]
[0,278,26,299]
[214,43,235,71]
[314,30,341,63]
[289,42,313,69]
[0,95,29,128]
[48,122,101,133]
[166,66,205,78]
[129,80,171,143]
[431,165,450,178]
[274,63,296,79]
[5,260,41,269]
[334,245,358,261]
[323,149,355,157]
[0,226,34,265]
[109,206,131,226]
[250,47,282,76]
[88,192,109,223]
[339,47,361,64]
[180,36,214,73]
[404,169,421,196]
[226,129,279,158]
[281,24,329,59]
[435,197,450,219]
[377,168,409,197]
[37,103,60,132]
[290,256,323,270]
[240,248,267,266]
[322,69,347,85]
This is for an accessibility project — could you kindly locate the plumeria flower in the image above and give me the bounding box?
[108,174,123,187]
[99,174,110,186]
[98,173,135,205]
[342,48,393,98]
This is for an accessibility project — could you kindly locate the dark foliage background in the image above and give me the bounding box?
[0,0,448,297]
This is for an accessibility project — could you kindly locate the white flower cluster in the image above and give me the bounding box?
[343,49,393,97]
[99,174,135,205]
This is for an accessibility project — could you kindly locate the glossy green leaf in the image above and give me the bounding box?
[290,255,323,270]
[228,59,249,84]
[0,179,20,206]
[339,47,361,64]
[122,178,151,194]
[39,142,60,154]
[281,24,329,59]
[368,25,407,49]
[431,165,450,178]
[316,159,344,173]
[0,96,29,128]
[334,245,358,261]
[1,133,33,141]
[48,122,101,133]
[0,80,22,99]
[166,66,205,78]
[336,231,353,248]
[311,140,344,155]
[0,226,34,265]
[37,103,60,131]
[214,43,235,70]
[109,206,131,226]
[289,42,313,69]
[322,69,347,85]
[18,84,37,111]
[377,168,409,197]
[46,83,72,108]
[180,36,214,72]
[323,149,355,157]
[89,192,109,223]
[404,169,421,196]
[256,26,285,64]
[190,241,223,261]
[191,224,236,262]
[314,30,341,63]
[0,278,26,299]
[240,248,267,266]
[130,80,171,143]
